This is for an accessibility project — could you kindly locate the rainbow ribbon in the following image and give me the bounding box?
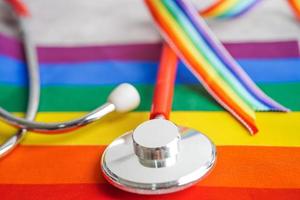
[201,0,300,21]
[200,0,260,19]
[145,0,289,134]
[288,0,300,21]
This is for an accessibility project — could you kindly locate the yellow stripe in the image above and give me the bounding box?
[154,0,255,118]
[0,112,299,146]
[203,0,239,17]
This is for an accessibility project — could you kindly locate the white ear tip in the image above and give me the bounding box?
[108,83,140,112]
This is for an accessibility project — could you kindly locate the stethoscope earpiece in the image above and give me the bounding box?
[108,83,141,113]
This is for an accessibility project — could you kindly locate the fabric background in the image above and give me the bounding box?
[0,0,299,199]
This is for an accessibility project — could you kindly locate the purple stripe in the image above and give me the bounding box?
[0,34,24,59]
[0,33,299,63]
[38,43,162,63]
[225,41,299,58]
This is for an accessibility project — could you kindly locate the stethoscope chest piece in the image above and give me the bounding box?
[101,119,216,195]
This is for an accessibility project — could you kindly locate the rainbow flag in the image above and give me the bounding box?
[0,32,300,199]
[0,1,300,198]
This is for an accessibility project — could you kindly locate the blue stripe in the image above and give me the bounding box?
[0,55,299,85]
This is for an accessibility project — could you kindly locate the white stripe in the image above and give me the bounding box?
[0,0,299,45]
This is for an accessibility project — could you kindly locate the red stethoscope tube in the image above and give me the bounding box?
[5,0,30,17]
[150,44,178,120]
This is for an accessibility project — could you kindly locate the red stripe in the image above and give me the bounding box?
[0,184,299,200]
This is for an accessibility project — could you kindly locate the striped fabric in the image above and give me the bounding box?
[0,21,300,200]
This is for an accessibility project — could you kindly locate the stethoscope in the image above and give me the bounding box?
[1,0,216,195]
[0,0,141,155]
[101,44,216,194]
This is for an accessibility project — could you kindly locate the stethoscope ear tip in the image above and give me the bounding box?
[108,83,141,112]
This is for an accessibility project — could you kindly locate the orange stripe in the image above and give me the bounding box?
[0,184,299,200]
[0,146,299,188]
[0,146,104,184]
[145,0,257,133]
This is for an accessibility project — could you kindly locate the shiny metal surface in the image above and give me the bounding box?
[101,124,216,195]
[0,80,139,132]
[0,102,116,133]
[133,119,181,168]
[0,15,40,157]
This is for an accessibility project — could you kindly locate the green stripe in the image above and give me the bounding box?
[0,83,298,112]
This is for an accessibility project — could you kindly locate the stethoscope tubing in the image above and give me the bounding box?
[0,103,116,133]
[0,0,119,133]
[0,2,40,157]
